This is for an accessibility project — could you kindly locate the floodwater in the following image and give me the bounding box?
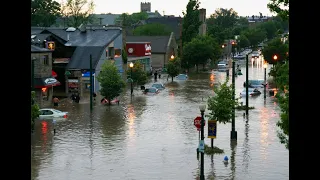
[31,64,288,180]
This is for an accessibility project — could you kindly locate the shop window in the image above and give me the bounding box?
[43,55,49,65]
[115,49,121,57]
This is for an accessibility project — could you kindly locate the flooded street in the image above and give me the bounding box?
[31,65,288,180]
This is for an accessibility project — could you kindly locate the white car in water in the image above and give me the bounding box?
[39,108,68,119]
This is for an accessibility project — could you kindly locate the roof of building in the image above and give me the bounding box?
[126,36,170,53]
[66,46,105,70]
[145,17,182,39]
[31,45,51,53]
[92,14,121,25]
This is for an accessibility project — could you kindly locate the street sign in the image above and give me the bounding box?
[199,140,205,153]
[208,120,217,139]
[194,116,205,129]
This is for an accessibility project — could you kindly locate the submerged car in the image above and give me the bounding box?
[143,87,160,95]
[176,74,188,80]
[246,79,265,88]
[240,88,261,97]
[39,108,68,119]
[151,83,165,90]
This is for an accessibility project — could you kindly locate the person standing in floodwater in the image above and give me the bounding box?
[53,97,59,107]
[154,71,158,80]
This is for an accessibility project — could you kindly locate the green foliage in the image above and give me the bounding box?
[122,44,128,64]
[238,35,250,49]
[182,35,221,72]
[241,28,267,48]
[235,105,254,110]
[204,144,224,155]
[115,12,148,26]
[97,61,126,104]
[31,0,61,27]
[273,61,289,149]
[207,8,238,29]
[167,58,181,82]
[60,0,95,27]
[207,80,239,124]
[182,0,201,45]
[133,23,172,36]
[267,0,289,21]
[126,61,148,85]
[31,91,40,131]
[262,38,288,64]
[256,21,278,40]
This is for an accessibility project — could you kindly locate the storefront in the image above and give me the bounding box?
[126,42,152,73]
[34,77,61,107]
[67,78,79,93]
[81,71,95,92]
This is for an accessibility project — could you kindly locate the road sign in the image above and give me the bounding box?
[194,116,205,129]
[208,120,217,139]
[199,140,205,153]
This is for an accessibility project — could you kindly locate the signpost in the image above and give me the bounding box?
[199,140,205,153]
[208,120,217,149]
[194,116,206,153]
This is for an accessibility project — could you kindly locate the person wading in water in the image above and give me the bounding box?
[53,97,60,107]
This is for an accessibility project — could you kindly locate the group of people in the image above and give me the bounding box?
[70,93,81,103]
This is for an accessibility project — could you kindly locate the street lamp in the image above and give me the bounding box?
[231,40,237,141]
[222,44,225,48]
[129,62,134,96]
[263,61,268,99]
[273,55,278,61]
[170,55,175,60]
[199,104,206,180]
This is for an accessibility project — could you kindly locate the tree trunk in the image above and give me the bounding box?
[171,76,174,82]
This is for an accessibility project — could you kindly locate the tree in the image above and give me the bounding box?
[238,35,250,49]
[268,0,289,20]
[256,21,278,40]
[167,57,181,82]
[31,0,61,27]
[133,23,172,36]
[262,38,288,64]
[207,80,239,124]
[241,28,267,49]
[181,0,201,45]
[97,61,126,105]
[115,12,148,26]
[126,61,148,85]
[182,35,220,72]
[31,91,40,132]
[207,8,238,29]
[61,0,95,27]
[122,44,128,64]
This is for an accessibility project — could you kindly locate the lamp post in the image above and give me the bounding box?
[170,55,175,60]
[263,62,268,99]
[273,55,278,61]
[245,54,249,116]
[199,104,206,180]
[231,40,237,140]
[129,62,134,96]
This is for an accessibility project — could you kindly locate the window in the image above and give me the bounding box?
[108,47,115,59]
[115,49,121,57]
[43,55,49,65]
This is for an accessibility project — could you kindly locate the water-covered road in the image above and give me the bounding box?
[31,64,288,180]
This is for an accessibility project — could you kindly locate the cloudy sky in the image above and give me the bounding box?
[90,0,274,17]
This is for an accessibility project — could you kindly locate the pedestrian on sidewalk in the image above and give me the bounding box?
[74,93,80,103]
[53,97,60,107]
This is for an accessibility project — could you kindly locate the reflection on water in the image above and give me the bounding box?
[31,66,288,180]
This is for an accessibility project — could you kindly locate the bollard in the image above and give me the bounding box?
[223,156,229,162]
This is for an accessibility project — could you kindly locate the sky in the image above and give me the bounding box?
[91,0,274,17]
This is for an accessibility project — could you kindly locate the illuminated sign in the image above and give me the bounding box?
[145,44,151,55]
[46,41,55,50]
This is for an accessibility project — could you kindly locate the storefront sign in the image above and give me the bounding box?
[68,79,79,88]
[126,42,152,57]
[46,41,55,50]
[44,78,58,85]
[208,120,217,139]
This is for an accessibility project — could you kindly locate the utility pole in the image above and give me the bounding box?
[90,54,93,112]
[246,54,249,116]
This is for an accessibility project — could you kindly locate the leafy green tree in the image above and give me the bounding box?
[122,44,128,64]
[262,38,288,64]
[207,8,238,29]
[207,80,239,124]
[31,91,40,132]
[181,0,201,45]
[31,0,61,27]
[133,23,172,36]
[126,61,148,85]
[60,0,95,27]
[241,28,267,49]
[238,35,250,49]
[182,35,220,72]
[256,21,278,40]
[97,61,126,105]
[115,12,148,26]
[167,57,181,82]
[268,0,289,20]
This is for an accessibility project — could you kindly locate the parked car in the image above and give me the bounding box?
[39,108,68,119]
[240,88,261,97]
[151,83,165,90]
[217,61,229,72]
[143,87,160,95]
[251,51,260,58]
[176,74,188,80]
[247,79,265,88]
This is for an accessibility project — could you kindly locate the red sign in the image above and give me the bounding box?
[126,42,151,57]
[194,116,205,130]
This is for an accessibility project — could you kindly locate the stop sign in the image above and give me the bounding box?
[194,116,205,129]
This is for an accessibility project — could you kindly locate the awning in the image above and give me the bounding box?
[52,70,57,78]
[34,77,61,88]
